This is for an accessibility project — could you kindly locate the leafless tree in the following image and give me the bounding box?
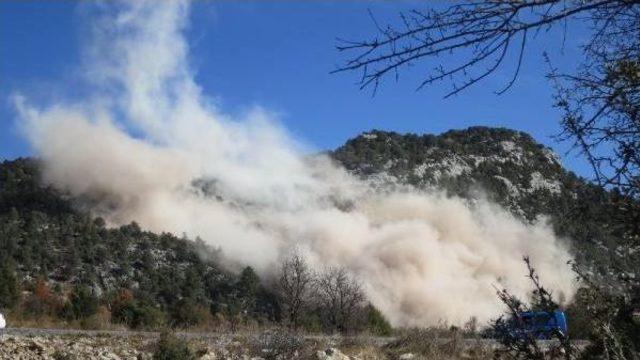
[316,267,365,334]
[335,1,637,96]
[277,254,315,329]
[552,53,640,199]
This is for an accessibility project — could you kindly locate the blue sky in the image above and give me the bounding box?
[1,1,592,177]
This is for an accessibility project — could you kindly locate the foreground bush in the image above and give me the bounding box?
[362,303,393,336]
[152,332,196,360]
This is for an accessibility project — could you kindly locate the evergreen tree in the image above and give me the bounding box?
[0,256,20,309]
[68,285,99,319]
[237,266,260,300]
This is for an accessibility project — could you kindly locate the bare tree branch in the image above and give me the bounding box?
[336,0,640,199]
[335,0,633,97]
[278,253,315,329]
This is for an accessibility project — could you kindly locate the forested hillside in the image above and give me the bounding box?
[1,127,637,333]
[0,158,279,329]
[0,158,390,333]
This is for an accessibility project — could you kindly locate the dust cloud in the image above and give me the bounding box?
[14,0,576,326]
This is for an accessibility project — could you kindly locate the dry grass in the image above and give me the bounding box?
[384,327,493,360]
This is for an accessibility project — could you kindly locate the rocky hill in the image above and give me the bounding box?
[0,126,636,332]
[332,127,638,276]
[334,127,570,218]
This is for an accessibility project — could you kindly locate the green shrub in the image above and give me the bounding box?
[111,289,165,329]
[363,303,393,336]
[153,331,196,360]
[170,298,207,328]
[67,285,99,319]
[114,300,165,329]
[0,257,20,309]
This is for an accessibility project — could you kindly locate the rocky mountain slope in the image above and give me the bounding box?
[334,127,571,218]
[0,126,636,332]
[332,127,638,276]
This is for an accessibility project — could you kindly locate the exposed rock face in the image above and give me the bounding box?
[332,127,569,219]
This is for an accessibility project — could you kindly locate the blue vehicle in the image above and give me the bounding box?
[511,310,568,340]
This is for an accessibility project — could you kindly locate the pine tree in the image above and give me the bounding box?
[0,256,20,309]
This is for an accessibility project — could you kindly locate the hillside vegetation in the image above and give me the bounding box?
[0,158,278,330]
[0,160,388,334]
[0,127,636,335]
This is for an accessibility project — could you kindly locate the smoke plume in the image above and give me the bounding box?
[14,0,576,326]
